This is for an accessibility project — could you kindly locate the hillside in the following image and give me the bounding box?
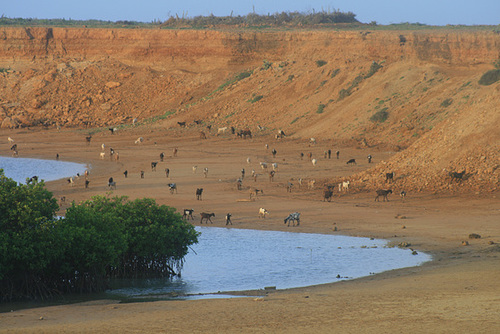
[0,27,499,193]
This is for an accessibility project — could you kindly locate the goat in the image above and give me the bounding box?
[101,143,105,151]
[217,127,228,135]
[336,151,340,159]
[168,183,177,194]
[286,182,293,192]
[192,166,198,174]
[85,180,90,188]
[260,162,268,170]
[271,149,277,157]
[308,180,316,189]
[249,188,263,199]
[99,152,106,159]
[269,170,275,182]
[133,118,138,125]
[140,171,145,179]
[367,154,372,163]
[237,178,243,190]
[135,137,143,144]
[258,208,269,218]
[449,170,466,182]
[328,149,331,159]
[375,189,392,202]
[85,135,92,145]
[160,152,165,162]
[309,138,316,145]
[200,212,215,224]
[257,125,265,131]
[109,127,117,134]
[341,181,350,192]
[400,190,407,201]
[67,177,75,187]
[124,170,128,178]
[247,157,251,164]
[231,126,235,134]
[272,163,278,171]
[196,188,203,200]
[237,129,252,139]
[183,209,195,220]
[300,152,304,160]
[225,213,232,225]
[323,189,333,202]
[311,159,317,167]
[7,137,14,144]
[151,162,158,171]
[203,167,208,178]
[386,172,395,183]
[307,152,313,161]
[173,148,178,157]
[346,159,356,165]
[241,168,245,179]
[178,121,186,127]
[276,129,286,139]
[165,168,170,178]
[194,120,202,125]
[284,212,300,227]
[10,144,17,151]
[108,181,116,190]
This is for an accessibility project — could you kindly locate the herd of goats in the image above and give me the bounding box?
[5,127,468,227]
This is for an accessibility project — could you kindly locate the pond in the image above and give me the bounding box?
[0,156,87,184]
[106,226,431,300]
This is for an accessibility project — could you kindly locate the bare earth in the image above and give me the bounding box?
[1,127,499,333]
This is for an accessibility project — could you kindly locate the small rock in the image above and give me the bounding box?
[468,233,481,239]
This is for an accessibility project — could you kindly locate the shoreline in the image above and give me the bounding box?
[1,127,499,333]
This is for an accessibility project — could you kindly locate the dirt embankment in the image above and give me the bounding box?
[0,27,499,194]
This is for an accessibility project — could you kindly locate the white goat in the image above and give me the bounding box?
[101,143,105,151]
[203,167,208,178]
[99,152,106,159]
[308,180,316,189]
[260,162,268,170]
[258,208,269,218]
[7,137,14,144]
[311,159,317,166]
[272,163,278,171]
[310,138,317,145]
[135,137,143,144]
[217,127,228,134]
[247,157,251,164]
[192,166,198,174]
[340,181,350,192]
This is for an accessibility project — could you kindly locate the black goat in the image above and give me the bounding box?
[449,171,466,182]
[375,189,392,202]
[346,159,356,165]
[196,188,203,200]
[323,189,333,202]
[386,172,395,182]
[151,162,158,171]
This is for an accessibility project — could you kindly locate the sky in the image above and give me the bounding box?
[3,1,500,26]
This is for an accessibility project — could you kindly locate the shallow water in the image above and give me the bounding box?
[0,156,88,184]
[107,226,431,299]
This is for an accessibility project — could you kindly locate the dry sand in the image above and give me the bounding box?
[1,127,499,333]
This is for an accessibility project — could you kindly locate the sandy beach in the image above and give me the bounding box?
[1,127,499,333]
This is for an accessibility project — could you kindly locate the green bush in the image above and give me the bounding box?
[316,104,326,113]
[0,170,199,301]
[478,69,500,86]
[248,95,263,103]
[316,60,327,67]
[370,109,389,122]
[440,98,453,108]
[262,60,272,70]
[364,61,383,79]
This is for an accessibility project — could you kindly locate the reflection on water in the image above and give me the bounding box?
[107,227,431,299]
[0,156,87,183]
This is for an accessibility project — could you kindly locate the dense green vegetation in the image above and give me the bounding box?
[0,170,199,301]
[478,69,500,86]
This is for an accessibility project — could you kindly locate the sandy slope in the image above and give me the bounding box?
[0,127,499,333]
